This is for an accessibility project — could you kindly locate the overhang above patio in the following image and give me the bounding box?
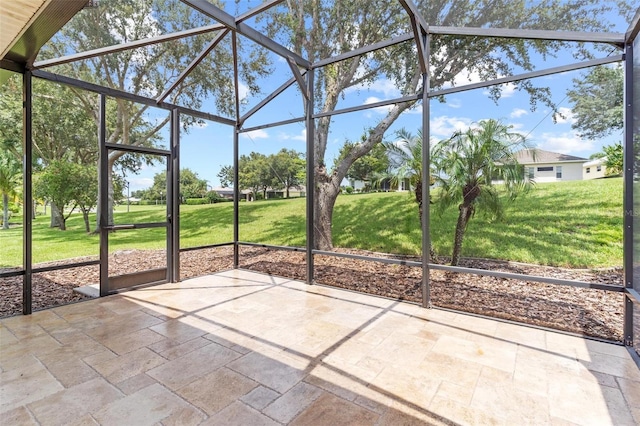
[0,0,88,81]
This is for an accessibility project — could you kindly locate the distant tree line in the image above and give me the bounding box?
[217,149,305,200]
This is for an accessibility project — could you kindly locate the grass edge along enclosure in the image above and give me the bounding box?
[0,177,622,269]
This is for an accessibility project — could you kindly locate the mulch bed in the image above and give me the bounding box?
[0,246,624,342]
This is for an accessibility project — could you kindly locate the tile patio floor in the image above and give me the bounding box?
[1,269,640,425]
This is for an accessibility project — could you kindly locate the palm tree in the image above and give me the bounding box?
[0,155,21,230]
[383,129,431,221]
[383,129,438,260]
[432,119,531,266]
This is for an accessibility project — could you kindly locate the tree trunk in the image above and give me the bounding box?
[59,216,67,231]
[82,210,90,233]
[314,172,341,251]
[50,203,63,228]
[95,160,115,232]
[451,204,471,266]
[414,180,422,222]
[2,193,8,229]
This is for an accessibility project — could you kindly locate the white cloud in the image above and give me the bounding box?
[553,107,576,124]
[406,103,423,115]
[279,129,306,141]
[430,115,474,139]
[510,108,528,118]
[129,177,153,190]
[363,96,394,117]
[483,82,516,98]
[447,98,462,109]
[193,120,209,129]
[439,69,484,90]
[345,77,401,98]
[237,81,249,100]
[537,132,594,154]
[240,129,269,140]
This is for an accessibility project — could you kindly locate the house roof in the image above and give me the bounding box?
[583,157,607,167]
[513,149,588,165]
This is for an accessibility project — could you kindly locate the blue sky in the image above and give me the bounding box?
[129,58,624,192]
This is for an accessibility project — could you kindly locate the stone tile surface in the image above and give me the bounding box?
[176,367,257,415]
[93,383,204,426]
[27,377,122,426]
[1,269,638,426]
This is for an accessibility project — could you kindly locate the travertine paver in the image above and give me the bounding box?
[1,269,639,425]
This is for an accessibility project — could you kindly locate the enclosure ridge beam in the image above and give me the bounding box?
[239,116,305,133]
[430,54,623,98]
[240,75,300,125]
[235,0,284,23]
[180,0,311,68]
[429,25,625,46]
[312,94,420,119]
[287,57,309,100]
[312,33,413,69]
[32,70,236,126]
[32,24,225,69]
[398,0,428,73]
[627,7,640,42]
[398,0,429,38]
[156,29,230,103]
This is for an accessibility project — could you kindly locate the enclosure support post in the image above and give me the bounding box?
[421,32,431,308]
[169,109,180,282]
[623,42,635,346]
[22,71,33,315]
[305,68,315,285]
[232,32,240,269]
[98,94,109,297]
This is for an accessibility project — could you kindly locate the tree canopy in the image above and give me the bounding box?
[218,150,305,199]
[566,65,624,139]
[136,168,208,203]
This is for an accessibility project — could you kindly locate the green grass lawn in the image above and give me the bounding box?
[0,177,623,268]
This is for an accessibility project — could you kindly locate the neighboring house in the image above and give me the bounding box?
[345,178,410,192]
[583,157,607,180]
[265,185,306,198]
[514,149,588,182]
[212,187,252,201]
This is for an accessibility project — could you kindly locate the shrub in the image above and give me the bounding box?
[185,198,209,205]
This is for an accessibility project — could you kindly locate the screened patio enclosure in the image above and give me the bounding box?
[1,0,639,360]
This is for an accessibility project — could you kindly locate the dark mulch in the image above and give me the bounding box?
[0,246,624,342]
